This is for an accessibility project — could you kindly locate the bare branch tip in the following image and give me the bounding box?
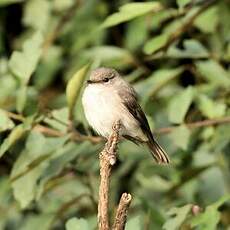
[121,193,132,202]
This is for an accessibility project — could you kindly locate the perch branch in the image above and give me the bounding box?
[6,111,230,142]
[98,121,121,230]
[112,193,132,230]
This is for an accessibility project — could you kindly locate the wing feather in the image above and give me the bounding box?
[118,84,170,164]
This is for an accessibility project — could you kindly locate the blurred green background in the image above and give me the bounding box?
[0,0,230,229]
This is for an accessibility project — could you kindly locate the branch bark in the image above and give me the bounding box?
[98,121,132,230]
[6,111,230,143]
[112,193,132,230]
[154,116,230,135]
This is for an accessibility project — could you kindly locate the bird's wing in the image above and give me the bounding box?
[118,84,170,164]
[117,85,154,143]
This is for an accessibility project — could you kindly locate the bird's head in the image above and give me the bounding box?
[87,67,120,85]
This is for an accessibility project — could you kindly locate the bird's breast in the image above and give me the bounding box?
[82,85,144,139]
[82,85,123,137]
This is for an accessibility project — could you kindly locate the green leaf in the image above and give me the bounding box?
[9,32,43,84]
[16,85,27,113]
[168,86,194,124]
[209,125,230,153]
[169,125,191,150]
[0,124,27,158]
[43,107,68,132]
[101,2,162,28]
[0,109,14,132]
[34,45,62,89]
[66,64,90,119]
[11,131,68,180]
[23,0,51,32]
[19,214,54,230]
[211,194,230,209]
[126,215,141,230]
[176,0,192,8]
[151,9,177,30]
[0,0,22,7]
[194,6,218,33]
[195,60,230,88]
[82,46,135,68]
[190,194,230,230]
[197,167,227,205]
[12,162,47,208]
[167,39,209,58]
[218,1,230,42]
[36,142,93,199]
[0,73,17,106]
[11,131,68,208]
[137,174,171,192]
[200,127,215,141]
[66,218,90,230]
[197,94,226,119]
[134,67,183,104]
[125,17,148,51]
[163,204,192,230]
[143,33,169,54]
[193,144,216,167]
[9,32,43,112]
[53,0,74,11]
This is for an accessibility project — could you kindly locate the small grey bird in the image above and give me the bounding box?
[82,67,170,164]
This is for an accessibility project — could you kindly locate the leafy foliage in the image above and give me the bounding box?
[66,64,90,119]
[101,2,162,28]
[0,0,229,229]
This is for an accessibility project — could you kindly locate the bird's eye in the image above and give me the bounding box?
[103,77,109,82]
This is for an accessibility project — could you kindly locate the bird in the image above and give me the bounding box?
[82,67,170,164]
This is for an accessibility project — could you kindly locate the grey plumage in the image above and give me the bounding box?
[82,67,170,164]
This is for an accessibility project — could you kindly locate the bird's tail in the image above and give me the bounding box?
[147,140,170,164]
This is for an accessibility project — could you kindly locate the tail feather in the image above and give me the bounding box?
[147,140,170,164]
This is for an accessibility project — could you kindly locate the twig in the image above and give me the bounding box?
[33,124,102,143]
[154,116,230,135]
[112,193,132,230]
[6,111,230,141]
[6,111,25,122]
[34,124,64,137]
[98,121,121,230]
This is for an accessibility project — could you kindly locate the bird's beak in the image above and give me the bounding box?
[87,80,94,84]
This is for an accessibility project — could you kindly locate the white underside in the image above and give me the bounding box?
[82,84,146,140]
